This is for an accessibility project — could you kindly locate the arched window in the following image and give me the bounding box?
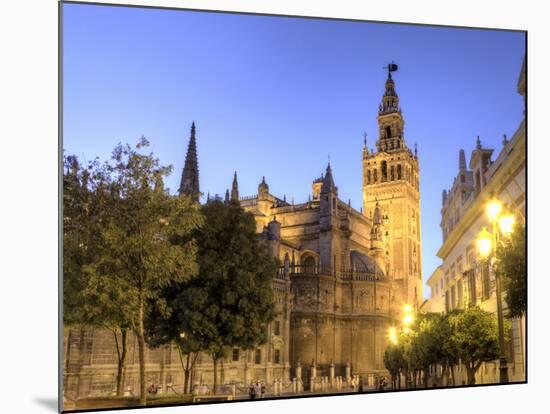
[397,164,402,180]
[303,256,316,274]
[381,161,387,182]
[390,165,395,181]
[373,169,378,183]
[283,253,290,275]
[367,170,371,184]
[385,126,391,138]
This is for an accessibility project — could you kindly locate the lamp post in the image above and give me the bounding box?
[476,196,516,384]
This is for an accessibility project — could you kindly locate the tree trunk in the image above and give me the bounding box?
[137,294,147,406]
[398,371,401,389]
[114,329,128,396]
[212,357,218,395]
[177,346,191,394]
[450,365,456,386]
[466,364,476,385]
[184,354,190,394]
[423,368,430,388]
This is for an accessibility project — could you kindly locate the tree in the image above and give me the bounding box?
[447,306,508,384]
[64,138,203,405]
[63,155,133,396]
[408,313,449,388]
[498,223,526,318]
[384,344,406,389]
[182,199,278,394]
[438,312,460,386]
[144,281,205,394]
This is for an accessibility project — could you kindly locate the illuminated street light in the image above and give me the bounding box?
[476,227,492,258]
[475,194,515,384]
[499,214,516,237]
[403,304,413,315]
[403,313,414,327]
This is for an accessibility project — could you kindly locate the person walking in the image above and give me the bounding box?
[249,381,256,400]
[254,381,261,399]
[260,381,266,398]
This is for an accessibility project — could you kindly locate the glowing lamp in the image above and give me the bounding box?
[499,214,516,237]
[487,198,503,222]
[477,227,493,258]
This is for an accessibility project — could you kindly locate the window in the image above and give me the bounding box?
[381,161,388,182]
[274,349,281,364]
[397,164,402,180]
[467,269,477,305]
[390,165,395,181]
[481,262,491,300]
[255,349,262,364]
[373,169,378,183]
[367,170,371,184]
[303,256,316,273]
[232,348,240,362]
[386,126,391,138]
[457,280,463,309]
[451,286,456,310]
[274,320,281,336]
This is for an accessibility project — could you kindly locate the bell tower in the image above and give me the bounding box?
[362,63,422,308]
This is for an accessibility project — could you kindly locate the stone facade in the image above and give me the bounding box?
[63,70,420,398]
[423,56,526,384]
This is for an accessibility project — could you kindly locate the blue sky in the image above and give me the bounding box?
[62,3,525,297]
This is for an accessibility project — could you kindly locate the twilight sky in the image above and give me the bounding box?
[62,3,525,298]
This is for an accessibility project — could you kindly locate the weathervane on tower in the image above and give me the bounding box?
[383,61,399,79]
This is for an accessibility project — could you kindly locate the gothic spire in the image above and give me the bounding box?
[459,149,467,171]
[179,121,200,201]
[231,171,239,201]
[321,162,336,193]
[224,189,230,203]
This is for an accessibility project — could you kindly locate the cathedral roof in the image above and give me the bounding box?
[350,251,385,276]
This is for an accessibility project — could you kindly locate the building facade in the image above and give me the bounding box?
[424,57,526,384]
[63,70,421,398]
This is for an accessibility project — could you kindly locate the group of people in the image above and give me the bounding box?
[249,380,266,399]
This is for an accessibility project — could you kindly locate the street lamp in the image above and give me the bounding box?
[476,196,515,384]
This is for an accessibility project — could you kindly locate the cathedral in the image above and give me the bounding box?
[63,68,423,398]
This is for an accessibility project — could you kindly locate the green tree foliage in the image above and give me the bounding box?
[447,306,507,384]
[498,223,526,318]
[155,199,278,394]
[407,313,449,388]
[63,139,202,405]
[383,344,406,389]
[144,280,205,394]
[63,155,133,396]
